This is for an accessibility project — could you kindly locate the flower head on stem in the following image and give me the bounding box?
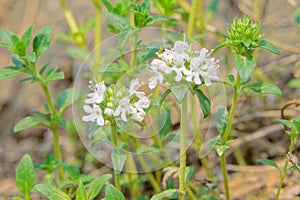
[148,38,219,89]
[82,79,150,126]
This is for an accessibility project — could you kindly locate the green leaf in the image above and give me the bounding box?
[294,8,300,26]
[33,26,51,57]
[57,88,78,115]
[170,85,189,103]
[289,163,300,171]
[105,12,130,33]
[273,119,293,129]
[67,46,89,60]
[184,166,194,186]
[150,189,179,200]
[205,0,220,22]
[16,154,36,198]
[214,107,229,137]
[256,159,279,170]
[214,144,229,157]
[195,88,211,118]
[34,184,71,200]
[259,40,280,55]
[21,25,34,50]
[63,164,81,179]
[104,184,125,200]
[146,15,168,26]
[0,29,15,50]
[247,82,282,95]
[76,182,87,200]
[87,174,112,200]
[158,108,172,138]
[111,148,126,175]
[14,116,43,133]
[234,55,256,83]
[12,197,23,200]
[287,78,300,88]
[0,67,20,80]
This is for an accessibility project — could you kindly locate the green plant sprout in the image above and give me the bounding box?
[212,15,282,200]
[257,113,300,200]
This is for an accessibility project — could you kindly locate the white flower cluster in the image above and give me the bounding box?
[82,79,150,126]
[148,40,219,89]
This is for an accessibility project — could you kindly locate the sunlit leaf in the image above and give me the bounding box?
[195,88,211,118]
[234,55,256,83]
[150,189,179,200]
[104,184,125,200]
[256,159,279,170]
[34,184,71,200]
[16,154,36,198]
[247,82,282,95]
[14,116,43,133]
[259,40,280,55]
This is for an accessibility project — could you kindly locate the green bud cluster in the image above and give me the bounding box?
[227,15,264,56]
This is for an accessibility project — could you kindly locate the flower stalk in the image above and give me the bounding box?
[220,74,240,200]
[179,94,188,200]
[41,83,64,182]
[276,136,297,200]
[111,119,121,191]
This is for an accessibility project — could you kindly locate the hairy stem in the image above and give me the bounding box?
[192,95,213,179]
[276,137,296,200]
[41,84,64,181]
[220,75,240,200]
[179,94,188,200]
[111,120,121,191]
[94,3,101,67]
[187,0,200,37]
[59,0,84,46]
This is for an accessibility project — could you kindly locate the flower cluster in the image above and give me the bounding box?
[227,15,264,56]
[82,79,150,126]
[148,39,219,89]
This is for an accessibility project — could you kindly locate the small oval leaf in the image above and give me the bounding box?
[0,67,20,80]
[195,88,211,118]
[104,184,125,200]
[247,82,282,95]
[259,40,280,55]
[14,116,43,133]
[150,189,179,200]
[87,174,112,200]
[16,154,36,198]
[34,184,71,200]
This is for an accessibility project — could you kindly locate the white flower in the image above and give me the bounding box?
[82,104,104,126]
[104,108,114,116]
[148,61,165,89]
[113,97,130,122]
[185,48,219,86]
[129,79,145,98]
[132,112,145,122]
[134,97,150,115]
[85,81,106,104]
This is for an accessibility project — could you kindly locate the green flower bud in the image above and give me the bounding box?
[227,15,264,56]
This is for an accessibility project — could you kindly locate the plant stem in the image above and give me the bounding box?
[220,154,230,200]
[221,75,240,144]
[220,75,240,200]
[41,84,64,181]
[179,94,188,200]
[187,0,200,37]
[276,137,296,200]
[191,95,213,179]
[59,0,84,46]
[94,3,101,71]
[111,120,121,191]
[253,0,260,21]
[138,154,162,193]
